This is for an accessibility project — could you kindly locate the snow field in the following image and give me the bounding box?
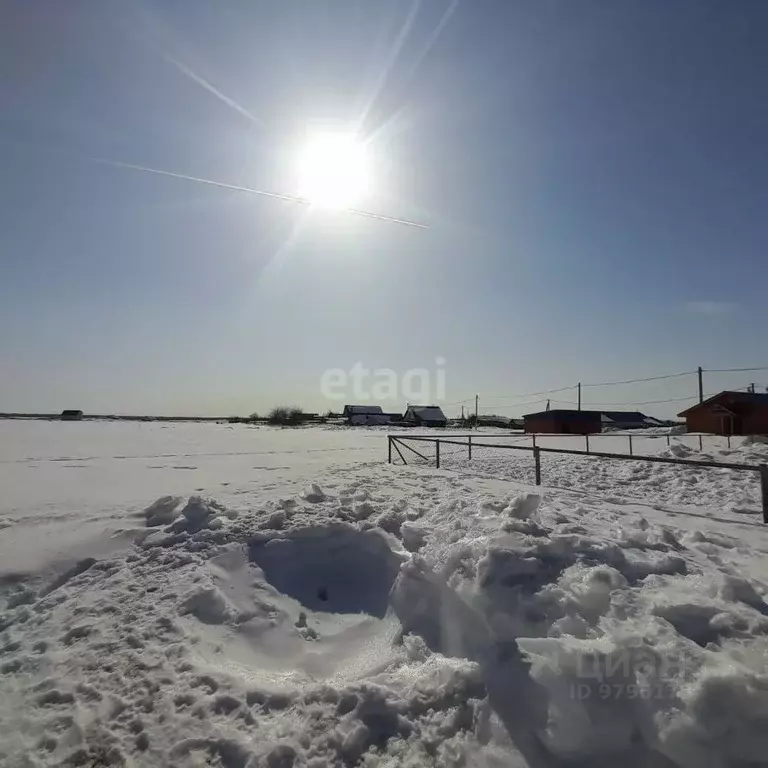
[1,422,768,766]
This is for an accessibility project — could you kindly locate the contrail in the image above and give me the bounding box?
[95,158,429,229]
[123,4,262,127]
[99,158,303,201]
[156,49,262,127]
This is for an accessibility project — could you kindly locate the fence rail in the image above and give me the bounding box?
[447,430,734,453]
[387,434,768,523]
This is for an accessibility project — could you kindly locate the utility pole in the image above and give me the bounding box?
[577,382,581,411]
[475,394,479,430]
[461,405,465,420]
[749,383,756,394]
[698,366,703,404]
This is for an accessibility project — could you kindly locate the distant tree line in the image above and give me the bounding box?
[227,406,323,426]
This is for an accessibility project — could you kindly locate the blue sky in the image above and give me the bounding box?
[1,0,767,417]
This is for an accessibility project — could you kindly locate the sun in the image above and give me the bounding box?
[296,132,370,210]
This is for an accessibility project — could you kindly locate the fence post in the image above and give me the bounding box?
[534,446,541,485]
[435,440,440,469]
[468,435,472,460]
[628,435,633,456]
[388,436,392,464]
[698,434,703,451]
[532,434,537,449]
[585,434,590,453]
[727,435,731,449]
[667,435,670,447]
[761,465,768,525]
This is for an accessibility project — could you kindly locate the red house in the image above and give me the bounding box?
[678,391,768,435]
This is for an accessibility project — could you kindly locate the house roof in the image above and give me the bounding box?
[523,410,601,420]
[524,409,656,425]
[678,390,768,417]
[478,415,513,425]
[405,405,447,420]
[600,411,646,422]
[343,405,384,415]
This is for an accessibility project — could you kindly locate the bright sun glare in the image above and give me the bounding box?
[296,132,369,210]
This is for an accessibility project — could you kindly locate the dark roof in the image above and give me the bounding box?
[679,390,768,416]
[524,409,655,424]
[600,411,646,422]
[343,405,384,415]
[405,405,447,420]
[523,410,601,420]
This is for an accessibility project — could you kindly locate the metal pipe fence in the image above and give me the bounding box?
[387,434,768,523]
[438,431,738,455]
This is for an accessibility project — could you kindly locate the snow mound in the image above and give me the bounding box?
[301,483,327,503]
[176,496,228,533]
[388,501,768,767]
[179,584,240,625]
[249,524,405,617]
[504,492,542,520]
[666,442,693,458]
[143,494,182,527]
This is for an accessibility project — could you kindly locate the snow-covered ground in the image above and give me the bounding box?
[399,433,768,514]
[2,421,768,767]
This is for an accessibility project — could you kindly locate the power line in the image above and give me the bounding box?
[707,367,768,373]
[447,397,475,405]
[456,366,768,411]
[477,383,764,414]
[561,383,765,408]
[582,387,760,407]
[480,399,578,412]
[479,400,548,412]
[581,394,699,407]
[581,371,695,388]
[484,370,696,402]
[483,386,576,402]
[485,394,698,411]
